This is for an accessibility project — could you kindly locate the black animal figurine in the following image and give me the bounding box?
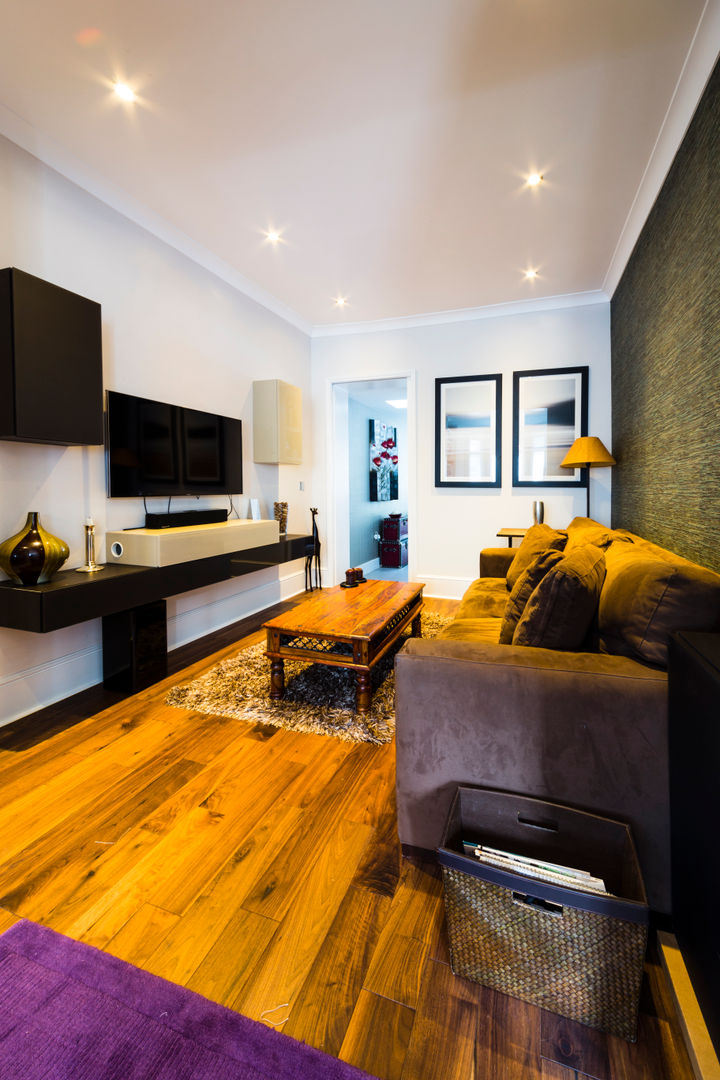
[305,508,322,591]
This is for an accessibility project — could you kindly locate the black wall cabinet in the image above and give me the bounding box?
[0,267,103,445]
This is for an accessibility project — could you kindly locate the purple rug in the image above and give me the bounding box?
[0,920,377,1080]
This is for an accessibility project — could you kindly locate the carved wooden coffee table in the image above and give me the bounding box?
[263,579,424,713]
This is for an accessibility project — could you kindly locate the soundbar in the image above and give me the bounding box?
[106,519,280,567]
[144,508,228,529]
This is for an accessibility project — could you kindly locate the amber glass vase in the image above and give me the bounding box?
[0,512,70,586]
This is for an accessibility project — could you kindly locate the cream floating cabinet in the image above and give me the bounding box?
[252,380,302,464]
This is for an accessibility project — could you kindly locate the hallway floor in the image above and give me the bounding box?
[365,564,408,583]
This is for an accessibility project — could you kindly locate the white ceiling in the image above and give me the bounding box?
[0,1,717,332]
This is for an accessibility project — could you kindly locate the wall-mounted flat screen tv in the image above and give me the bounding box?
[106,390,243,497]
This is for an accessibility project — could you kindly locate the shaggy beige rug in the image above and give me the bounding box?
[166,610,452,744]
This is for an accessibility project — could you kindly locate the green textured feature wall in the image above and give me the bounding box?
[611,58,719,573]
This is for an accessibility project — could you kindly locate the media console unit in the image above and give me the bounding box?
[0,532,312,694]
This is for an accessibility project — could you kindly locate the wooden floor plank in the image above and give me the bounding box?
[340,989,415,1080]
[477,988,545,1079]
[540,1012,612,1080]
[230,817,372,1022]
[400,958,478,1080]
[283,884,391,1056]
[0,754,204,916]
[185,907,280,1007]
[363,932,428,1009]
[241,745,389,922]
[105,903,180,967]
[0,907,19,935]
[143,803,305,986]
[351,809,401,898]
[541,1063,578,1079]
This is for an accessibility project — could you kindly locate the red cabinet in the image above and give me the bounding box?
[379,515,408,567]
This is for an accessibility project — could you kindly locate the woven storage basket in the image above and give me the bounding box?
[438,787,648,1041]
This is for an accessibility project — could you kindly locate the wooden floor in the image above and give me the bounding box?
[0,594,694,1080]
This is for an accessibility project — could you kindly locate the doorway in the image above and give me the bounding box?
[330,376,413,586]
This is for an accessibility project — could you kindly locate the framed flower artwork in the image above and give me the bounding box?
[369,420,399,501]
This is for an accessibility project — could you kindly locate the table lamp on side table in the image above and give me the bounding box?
[560,436,616,519]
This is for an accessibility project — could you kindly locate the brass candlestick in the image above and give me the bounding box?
[76,518,105,573]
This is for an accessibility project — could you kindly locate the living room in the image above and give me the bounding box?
[0,3,718,1078]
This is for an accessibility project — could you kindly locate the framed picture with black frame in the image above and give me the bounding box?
[435,374,502,488]
[512,366,588,487]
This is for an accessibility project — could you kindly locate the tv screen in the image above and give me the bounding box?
[106,391,242,497]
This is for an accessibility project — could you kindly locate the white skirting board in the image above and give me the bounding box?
[658,932,720,1080]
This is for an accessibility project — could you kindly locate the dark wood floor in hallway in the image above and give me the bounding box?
[0,596,694,1080]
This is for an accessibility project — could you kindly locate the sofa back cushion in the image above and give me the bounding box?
[598,543,720,667]
[499,548,565,643]
[564,517,633,553]
[506,524,567,590]
[513,544,607,650]
[456,577,510,620]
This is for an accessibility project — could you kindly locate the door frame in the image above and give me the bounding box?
[326,371,417,586]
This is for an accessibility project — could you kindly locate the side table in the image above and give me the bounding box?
[496,528,527,548]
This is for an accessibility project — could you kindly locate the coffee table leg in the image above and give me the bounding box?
[270,658,285,700]
[356,670,372,713]
[412,612,422,637]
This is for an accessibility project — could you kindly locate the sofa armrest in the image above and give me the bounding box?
[479,547,514,578]
[394,637,670,912]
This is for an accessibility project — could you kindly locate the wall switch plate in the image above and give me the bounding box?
[299,480,304,490]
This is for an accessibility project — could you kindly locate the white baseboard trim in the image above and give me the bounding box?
[0,562,311,730]
[0,644,103,729]
[167,564,308,650]
[417,574,472,600]
[359,557,380,575]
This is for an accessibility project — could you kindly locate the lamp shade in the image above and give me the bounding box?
[560,436,616,469]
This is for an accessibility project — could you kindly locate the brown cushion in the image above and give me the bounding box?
[499,548,565,644]
[564,522,633,553]
[598,546,720,667]
[506,524,567,591]
[457,577,510,620]
[513,544,607,650]
[437,617,502,644]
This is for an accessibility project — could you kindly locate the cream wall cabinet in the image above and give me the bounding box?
[252,379,302,464]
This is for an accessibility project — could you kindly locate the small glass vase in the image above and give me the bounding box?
[0,511,70,586]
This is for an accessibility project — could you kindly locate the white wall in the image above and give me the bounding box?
[312,303,611,598]
[0,135,312,726]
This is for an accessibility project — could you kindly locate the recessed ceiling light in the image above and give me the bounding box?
[264,229,281,246]
[112,81,136,103]
[334,296,348,308]
[526,172,544,187]
[523,268,539,281]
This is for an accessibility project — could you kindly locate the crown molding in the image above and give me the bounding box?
[0,105,313,337]
[603,0,720,298]
[311,290,609,338]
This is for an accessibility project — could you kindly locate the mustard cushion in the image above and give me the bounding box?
[564,522,633,553]
[499,548,565,644]
[457,577,510,620]
[437,617,502,644]
[506,524,567,591]
[598,546,720,668]
[513,544,607,650]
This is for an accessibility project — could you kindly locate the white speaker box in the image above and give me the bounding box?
[105,519,280,567]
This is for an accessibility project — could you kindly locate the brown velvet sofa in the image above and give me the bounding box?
[395,518,720,914]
